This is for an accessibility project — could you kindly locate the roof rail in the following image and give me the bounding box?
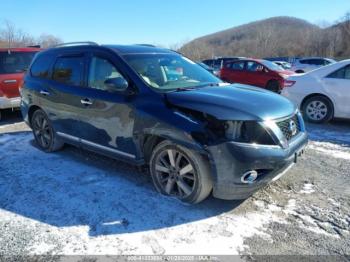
[53,41,98,48]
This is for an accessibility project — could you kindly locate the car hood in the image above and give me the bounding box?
[165,84,296,121]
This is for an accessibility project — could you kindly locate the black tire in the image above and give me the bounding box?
[266,80,280,93]
[149,140,212,204]
[302,95,334,123]
[31,109,64,152]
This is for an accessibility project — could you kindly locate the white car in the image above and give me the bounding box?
[282,59,350,123]
[273,61,292,70]
[291,57,336,73]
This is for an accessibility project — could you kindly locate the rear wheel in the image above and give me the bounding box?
[302,96,333,123]
[266,80,280,93]
[31,109,64,152]
[149,140,212,204]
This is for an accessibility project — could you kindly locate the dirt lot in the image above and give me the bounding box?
[0,110,349,258]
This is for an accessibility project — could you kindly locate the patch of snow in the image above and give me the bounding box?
[282,199,339,238]
[307,127,350,144]
[328,198,340,207]
[28,242,56,254]
[0,122,26,130]
[254,200,265,208]
[308,141,350,160]
[267,204,282,212]
[300,183,315,194]
[0,134,13,144]
[0,132,284,255]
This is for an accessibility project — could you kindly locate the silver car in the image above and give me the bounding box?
[291,57,336,73]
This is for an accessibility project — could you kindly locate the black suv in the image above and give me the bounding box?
[21,42,308,204]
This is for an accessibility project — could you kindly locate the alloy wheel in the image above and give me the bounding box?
[306,100,328,121]
[154,148,196,199]
[32,112,52,149]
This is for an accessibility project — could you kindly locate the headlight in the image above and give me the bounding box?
[225,121,276,145]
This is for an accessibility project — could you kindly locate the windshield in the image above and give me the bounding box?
[0,51,37,74]
[123,53,221,91]
[260,60,284,71]
[326,58,336,64]
[197,62,212,70]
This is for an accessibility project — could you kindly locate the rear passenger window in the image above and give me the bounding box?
[53,56,84,86]
[313,59,324,65]
[231,61,245,70]
[30,55,52,79]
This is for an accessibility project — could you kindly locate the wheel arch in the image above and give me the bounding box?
[141,131,209,164]
[265,79,281,92]
[301,93,335,112]
[28,105,42,127]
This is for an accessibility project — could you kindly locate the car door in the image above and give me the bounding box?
[324,64,350,118]
[227,61,246,84]
[244,61,269,87]
[74,51,137,160]
[42,53,88,140]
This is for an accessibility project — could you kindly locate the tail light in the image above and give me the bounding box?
[283,80,296,88]
[0,89,3,97]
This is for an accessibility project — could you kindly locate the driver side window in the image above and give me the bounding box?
[246,61,264,72]
[88,56,124,91]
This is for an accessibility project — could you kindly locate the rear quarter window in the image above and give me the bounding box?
[327,65,350,79]
[30,54,54,79]
[299,59,309,64]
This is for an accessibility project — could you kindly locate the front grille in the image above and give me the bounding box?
[276,114,301,141]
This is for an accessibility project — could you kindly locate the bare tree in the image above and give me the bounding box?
[37,34,62,48]
[0,20,62,48]
[0,20,17,48]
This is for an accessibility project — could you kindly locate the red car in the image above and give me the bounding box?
[220,59,295,93]
[0,47,40,120]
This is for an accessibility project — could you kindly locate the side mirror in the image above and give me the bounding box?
[104,77,128,92]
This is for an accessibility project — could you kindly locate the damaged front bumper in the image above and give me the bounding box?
[206,131,308,200]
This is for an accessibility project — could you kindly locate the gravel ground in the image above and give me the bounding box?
[0,110,349,259]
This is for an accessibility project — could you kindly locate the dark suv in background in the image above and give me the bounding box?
[202,57,244,70]
[21,42,308,204]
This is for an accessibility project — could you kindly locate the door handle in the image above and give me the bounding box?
[40,90,50,96]
[80,98,93,106]
[3,79,17,84]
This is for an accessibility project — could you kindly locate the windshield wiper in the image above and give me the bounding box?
[174,82,220,92]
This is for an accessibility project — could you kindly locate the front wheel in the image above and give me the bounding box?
[149,140,212,204]
[302,96,333,123]
[31,109,64,152]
